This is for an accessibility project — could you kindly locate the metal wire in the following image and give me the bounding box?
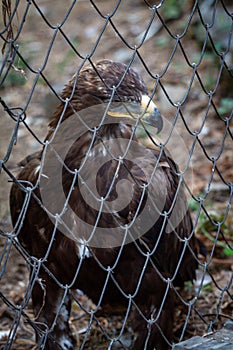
[0,1,232,349]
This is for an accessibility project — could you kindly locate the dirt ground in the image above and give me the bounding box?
[0,1,232,349]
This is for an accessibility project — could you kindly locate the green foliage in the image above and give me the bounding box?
[223,247,233,256]
[161,0,187,21]
[2,55,28,87]
[155,35,170,47]
[201,283,213,293]
[189,197,233,257]
[1,40,37,88]
[218,98,233,116]
[188,196,202,212]
[56,38,79,74]
[200,211,233,256]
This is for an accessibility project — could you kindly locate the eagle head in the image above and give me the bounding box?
[51,59,163,134]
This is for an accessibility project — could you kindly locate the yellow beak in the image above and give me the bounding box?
[107,95,163,134]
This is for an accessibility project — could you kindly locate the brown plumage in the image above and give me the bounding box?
[10,60,199,350]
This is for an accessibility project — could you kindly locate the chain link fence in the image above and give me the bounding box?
[0,1,232,349]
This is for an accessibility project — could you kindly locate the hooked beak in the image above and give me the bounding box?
[107,94,163,134]
[140,95,163,134]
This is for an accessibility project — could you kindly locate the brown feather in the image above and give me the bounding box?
[10,60,200,350]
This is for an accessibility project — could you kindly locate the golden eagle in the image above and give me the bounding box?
[10,60,199,350]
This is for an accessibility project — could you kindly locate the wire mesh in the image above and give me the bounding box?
[0,1,232,350]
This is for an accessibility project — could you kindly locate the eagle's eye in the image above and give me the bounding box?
[107,95,163,134]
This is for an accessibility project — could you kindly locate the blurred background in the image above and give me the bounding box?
[0,1,232,348]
